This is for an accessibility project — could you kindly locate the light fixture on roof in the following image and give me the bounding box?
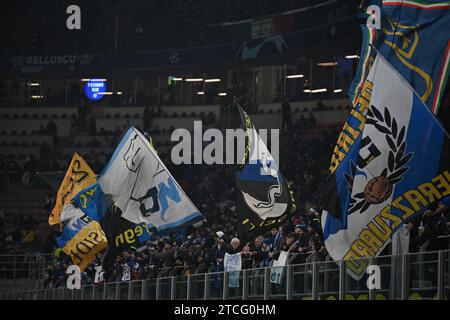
[98,92,114,95]
[116,92,123,95]
[303,89,311,93]
[197,91,205,95]
[28,82,40,87]
[311,88,328,93]
[334,89,343,93]
[185,78,204,82]
[286,74,304,79]
[317,62,338,67]
[218,92,227,96]
[204,79,221,83]
[31,95,44,99]
[345,55,360,59]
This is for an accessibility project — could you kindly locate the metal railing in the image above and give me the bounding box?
[1,249,449,300]
[0,253,53,282]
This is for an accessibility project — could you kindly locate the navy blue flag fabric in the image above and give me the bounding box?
[378,0,450,114]
[349,0,450,114]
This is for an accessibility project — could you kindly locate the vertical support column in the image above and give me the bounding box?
[128,281,133,300]
[186,275,192,300]
[242,270,249,300]
[156,278,161,300]
[115,282,120,300]
[263,268,270,300]
[204,273,210,300]
[437,251,445,300]
[312,262,319,300]
[401,254,408,300]
[338,260,346,300]
[171,276,176,300]
[80,287,84,301]
[286,265,293,300]
[222,272,228,300]
[141,280,147,300]
[92,285,96,300]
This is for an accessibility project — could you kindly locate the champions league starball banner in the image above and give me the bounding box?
[321,53,449,280]
[97,127,203,231]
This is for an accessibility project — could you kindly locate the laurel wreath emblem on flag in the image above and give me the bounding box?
[345,105,414,215]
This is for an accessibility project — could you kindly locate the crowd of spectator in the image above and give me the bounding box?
[31,115,449,288]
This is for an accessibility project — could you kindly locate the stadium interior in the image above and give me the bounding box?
[0,0,449,301]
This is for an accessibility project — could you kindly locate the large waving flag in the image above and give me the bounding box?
[321,52,449,280]
[347,0,380,106]
[57,213,108,271]
[349,0,450,114]
[379,0,450,114]
[234,102,296,240]
[49,153,96,225]
[97,127,203,231]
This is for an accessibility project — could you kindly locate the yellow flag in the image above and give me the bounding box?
[49,153,96,225]
[62,220,108,271]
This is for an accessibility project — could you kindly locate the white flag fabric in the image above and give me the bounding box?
[270,250,288,284]
[224,252,242,288]
[98,127,202,231]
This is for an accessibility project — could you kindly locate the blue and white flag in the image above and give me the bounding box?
[321,53,449,279]
[70,182,112,222]
[97,127,203,231]
[234,102,296,240]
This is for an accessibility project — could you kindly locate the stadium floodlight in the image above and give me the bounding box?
[185,78,204,82]
[218,92,227,96]
[334,89,343,93]
[311,88,327,93]
[317,62,338,67]
[197,91,205,95]
[345,55,360,59]
[204,79,221,83]
[286,74,304,79]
